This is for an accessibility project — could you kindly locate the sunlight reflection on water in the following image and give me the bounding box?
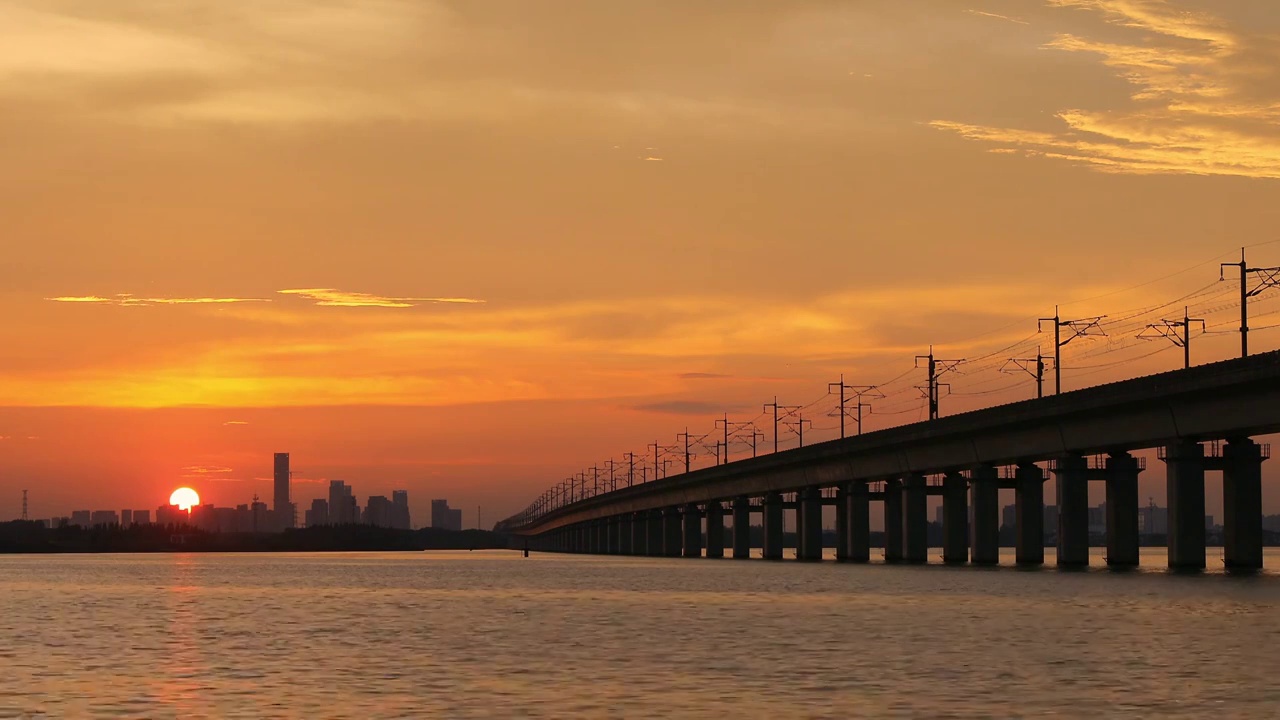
[2,549,1279,718]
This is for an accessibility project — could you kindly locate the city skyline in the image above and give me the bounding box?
[3,0,1280,524]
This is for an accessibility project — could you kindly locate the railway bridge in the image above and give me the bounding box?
[497,352,1280,569]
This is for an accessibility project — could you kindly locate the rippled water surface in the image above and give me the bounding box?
[2,549,1279,718]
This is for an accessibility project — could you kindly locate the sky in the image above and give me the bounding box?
[2,0,1280,526]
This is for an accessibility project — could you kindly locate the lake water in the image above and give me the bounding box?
[2,549,1279,718]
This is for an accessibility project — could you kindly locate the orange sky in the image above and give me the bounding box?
[2,0,1280,525]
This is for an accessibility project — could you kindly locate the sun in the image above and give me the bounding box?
[169,487,200,511]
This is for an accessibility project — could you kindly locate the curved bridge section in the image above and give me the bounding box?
[500,351,1280,570]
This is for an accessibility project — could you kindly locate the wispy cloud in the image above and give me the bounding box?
[966,9,1030,25]
[643,156,665,162]
[181,465,234,476]
[278,289,485,308]
[222,420,249,426]
[48,294,270,306]
[935,0,1280,179]
[632,400,729,415]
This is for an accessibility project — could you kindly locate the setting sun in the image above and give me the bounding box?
[169,487,200,511]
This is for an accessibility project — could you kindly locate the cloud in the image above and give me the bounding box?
[631,400,728,415]
[965,9,1030,25]
[277,289,485,308]
[643,156,664,161]
[222,420,249,425]
[48,294,270,306]
[678,372,732,380]
[181,465,234,475]
[934,0,1280,179]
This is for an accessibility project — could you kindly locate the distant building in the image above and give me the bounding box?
[305,498,329,528]
[431,499,463,531]
[1140,501,1169,535]
[90,510,119,527]
[274,453,295,530]
[156,504,186,526]
[251,500,269,532]
[1001,504,1016,531]
[70,510,91,528]
[364,495,392,527]
[1087,503,1107,536]
[328,481,356,524]
[391,490,411,530]
[121,509,133,526]
[133,510,150,525]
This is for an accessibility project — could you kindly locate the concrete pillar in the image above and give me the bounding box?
[646,511,664,557]
[606,518,619,555]
[683,504,702,558]
[619,515,633,556]
[1105,452,1140,568]
[1223,439,1265,570]
[1165,440,1206,569]
[848,483,871,563]
[835,485,849,561]
[732,496,751,559]
[799,487,823,561]
[970,465,999,565]
[1055,455,1090,568]
[763,492,784,560]
[903,475,928,563]
[1016,463,1045,566]
[663,507,683,557]
[706,503,725,558]
[883,479,903,563]
[942,472,968,564]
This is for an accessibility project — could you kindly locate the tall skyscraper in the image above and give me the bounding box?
[391,490,411,530]
[430,499,463,531]
[328,481,355,524]
[274,452,294,530]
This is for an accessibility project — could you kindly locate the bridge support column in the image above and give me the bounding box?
[1223,438,1265,570]
[942,472,968,564]
[1055,455,1090,568]
[848,482,870,563]
[799,487,823,561]
[620,515,633,556]
[970,465,999,565]
[1016,463,1045,566]
[903,475,928,563]
[883,479,903,563]
[646,511,664,557]
[835,485,849,561]
[1105,452,1140,568]
[732,496,751,559]
[663,508,683,557]
[631,513,645,556]
[706,503,725,558]
[607,518,619,555]
[683,504,702,558]
[763,492,784,560]
[595,521,606,555]
[1165,440,1205,569]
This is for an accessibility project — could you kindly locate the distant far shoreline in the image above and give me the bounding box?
[0,521,510,554]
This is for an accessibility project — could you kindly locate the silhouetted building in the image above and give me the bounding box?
[91,510,119,527]
[391,490,411,530]
[71,510,90,528]
[364,495,392,527]
[1140,501,1169,535]
[306,498,329,527]
[251,500,269,532]
[156,504,186,526]
[431,499,463,531]
[1001,504,1016,531]
[328,481,356,524]
[133,509,150,525]
[274,452,295,530]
